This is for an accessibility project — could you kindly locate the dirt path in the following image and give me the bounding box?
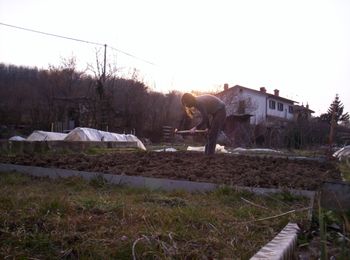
[0,151,341,190]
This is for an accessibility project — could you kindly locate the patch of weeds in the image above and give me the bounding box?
[168,189,188,198]
[61,176,88,191]
[175,206,218,231]
[63,236,132,259]
[272,190,306,203]
[122,186,152,196]
[85,147,139,155]
[40,198,70,216]
[0,172,31,185]
[339,159,350,181]
[214,186,255,206]
[1,232,59,258]
[79,198,98,210]
[112,242,133,259]
[46,148,75,155]
[231,205,264,219]
[133,148,148,154]
[0,197,14,210]
[0,150,17,157]
[323,209,342,224]
[215,195,240,206]
[70,246,112,259]
[214,185,235,196]
[89,174,108,189]
[76,197,124,216]
[22,233,58,256]
[300,200,350,260]
[85,147,102,155]
[143,194,188,207]
[290,149,325,157]
[131,233,182,259]
[108,201,125,215]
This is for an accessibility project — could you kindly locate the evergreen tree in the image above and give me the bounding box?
[320,94,349,125]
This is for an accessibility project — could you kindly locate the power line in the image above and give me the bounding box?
[0,22,156,66]
[109,46,156,66]
[0,22,104,46]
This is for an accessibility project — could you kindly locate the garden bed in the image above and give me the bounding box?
[0,151,342,190]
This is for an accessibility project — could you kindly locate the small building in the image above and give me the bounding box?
[216,84,315,147]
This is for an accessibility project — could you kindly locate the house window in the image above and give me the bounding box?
[277,102,283,111]
[288,106,293,113]
[269,100,276,110]
[238,100,245,114]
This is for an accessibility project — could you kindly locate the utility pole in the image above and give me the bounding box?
[103,44,107,82]
[328,107,336,158]
[101,44,108,131]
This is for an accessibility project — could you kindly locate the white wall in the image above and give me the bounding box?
[266,97,294,121]
[237,89,267,124]
[221,86,295,125]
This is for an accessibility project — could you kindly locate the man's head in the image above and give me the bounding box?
[181,93,196,107]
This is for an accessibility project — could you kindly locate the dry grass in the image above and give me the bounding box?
[0,172,310,259]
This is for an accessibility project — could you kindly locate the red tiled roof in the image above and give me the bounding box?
[217,85,297,104]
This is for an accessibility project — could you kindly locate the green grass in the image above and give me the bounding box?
[316,202,350,260]
[339,159,350,181]
[290,149,324,157]
[85,147,140,155]
[0,172,310,259]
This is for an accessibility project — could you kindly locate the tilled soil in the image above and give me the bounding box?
[0,151,341,190]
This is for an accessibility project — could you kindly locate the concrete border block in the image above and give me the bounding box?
[0,163,315,198]
[251,223,300,260]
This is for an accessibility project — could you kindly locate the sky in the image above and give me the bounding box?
[0,0,349,116]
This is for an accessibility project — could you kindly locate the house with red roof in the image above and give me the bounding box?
[216,84,302,125]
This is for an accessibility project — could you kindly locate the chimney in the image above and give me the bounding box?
[224,83,229,91]
[274,89,279,96]
[260,87,266,93]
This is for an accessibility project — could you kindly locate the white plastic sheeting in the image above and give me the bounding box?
[65,127,146,150]
[333,145,350,161]
[9,136,26,141]
[232,147,283,154]
[187,144,228,153]
[65,127,106,142]
[21,128,146,150]
[26,131,67,141]
[154,147,177,152]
